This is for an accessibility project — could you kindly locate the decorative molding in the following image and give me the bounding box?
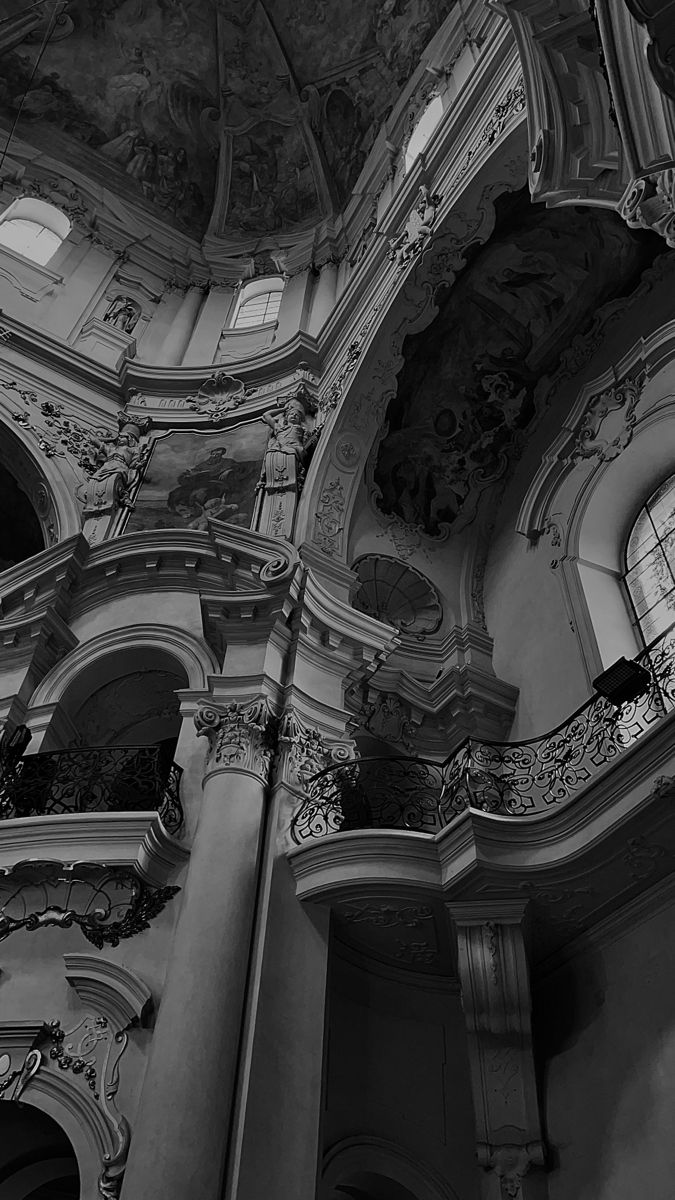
[500,0,623,208]
[0,862,179,948]
[388,184,442,270]
[622,169,675,248]
[313,477,346,556]
[184,371,248,421]
[448,903,546,1195]
[351,690,417,754]
[338,902,434,928]
[63,955,153,1031]
[352,555,443,638]
[566,371,644,465]
[194,698,278,783]
[38,1011,131,1200]
[277,708,354,793]
[1,377,114,476]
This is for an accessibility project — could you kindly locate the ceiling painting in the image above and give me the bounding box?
[373,200,659,535]
[0,0,220,234]
[0,0,454,243]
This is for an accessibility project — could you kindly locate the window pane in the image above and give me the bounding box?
[626,508,657,570]
[234,289,282,329]
[637,592,675,643]
[626,544,675,617]
[0,218,62,265]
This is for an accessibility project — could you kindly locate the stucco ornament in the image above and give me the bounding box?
[185,371,247,421]
[622,168,675,248]
[277,709,355,792]
[388,184,441,269]
[194,698,278,783]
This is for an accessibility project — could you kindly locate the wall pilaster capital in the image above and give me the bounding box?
[276,707,355,793]
[194,698,278,784]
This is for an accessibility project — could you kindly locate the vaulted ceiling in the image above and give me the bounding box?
[0,0,453,244]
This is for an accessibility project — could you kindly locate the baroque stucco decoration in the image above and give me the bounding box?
[0,956,152,1200]
[372,197,656,538]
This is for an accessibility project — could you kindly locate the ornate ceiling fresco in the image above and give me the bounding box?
[373,196,660,535]
[0,0,452,240]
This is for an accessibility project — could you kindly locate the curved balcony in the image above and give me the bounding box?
[291,624,675,844]
[0,744,184,835]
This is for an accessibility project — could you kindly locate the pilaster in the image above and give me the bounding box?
[448,901,547,1200]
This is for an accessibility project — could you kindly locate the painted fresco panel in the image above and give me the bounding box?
[125,425,266,534]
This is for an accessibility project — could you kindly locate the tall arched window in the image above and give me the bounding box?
[404,94,444,173]
[0,197,70,266]
[232,277,283,329]
[625,471,675,643]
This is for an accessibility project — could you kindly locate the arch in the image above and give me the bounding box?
[322,1138,460,1200]
[29,624,218,712]
[295,126,529,605]
[0,418,81,552]
[21,1071,118,1200]
[624,469,675,644]
[0,198,70,267]
[516,318,675,679]
[0,1099,82,1200]
[231,277,284,329]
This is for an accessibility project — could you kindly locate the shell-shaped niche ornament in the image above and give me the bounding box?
[351,555,442,638]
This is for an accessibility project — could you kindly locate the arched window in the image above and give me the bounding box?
[404,94,444,173]
[625,471,675,644]
[0,197,70,266]
[232,277,283,329]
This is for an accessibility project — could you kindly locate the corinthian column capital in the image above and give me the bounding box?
[194,698,277,784]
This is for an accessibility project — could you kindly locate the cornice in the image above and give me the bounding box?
[287,708,675,959]
[63,954,153,1030]
[0,527,300,645]
[122,330,322,405]
[0,812,189,888]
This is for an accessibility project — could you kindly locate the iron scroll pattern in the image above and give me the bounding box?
[290,625,675,843]
[0,745,183,835]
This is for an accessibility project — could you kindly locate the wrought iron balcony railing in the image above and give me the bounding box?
[291,624,675,844]
[0,745,183,835]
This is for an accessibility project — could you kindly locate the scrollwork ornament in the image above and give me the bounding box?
[277,709,354,791]
[194,698,277,783]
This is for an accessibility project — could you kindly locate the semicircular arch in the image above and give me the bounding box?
[28,623,218,712]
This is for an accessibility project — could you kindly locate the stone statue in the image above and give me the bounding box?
[76,412,151,544]
[103,295,141,335]
[254,385,317,540]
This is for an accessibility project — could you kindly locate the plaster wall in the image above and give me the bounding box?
[324,952,478,1200]
[68,590,203,645]
[537,883,675,1200]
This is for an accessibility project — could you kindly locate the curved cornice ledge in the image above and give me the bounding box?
[63,954,153,1030]
[288,709,675,907]
[0,812,189,887]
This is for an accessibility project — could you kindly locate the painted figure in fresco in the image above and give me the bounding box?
[166,446,260,529]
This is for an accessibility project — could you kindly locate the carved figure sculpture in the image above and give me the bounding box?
[103,295,141,335]
[254,385,317,540]
[388,184,440,268]
[76,412,151,544]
